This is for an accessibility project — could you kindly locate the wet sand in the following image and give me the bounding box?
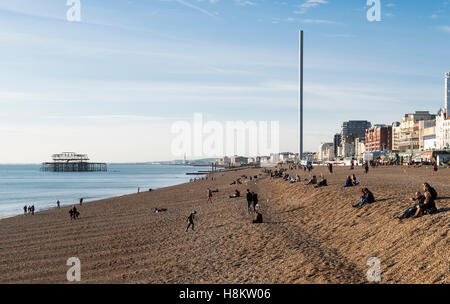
[0,166,448,284]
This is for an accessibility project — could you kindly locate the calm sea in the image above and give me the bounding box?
[0,164,210,218]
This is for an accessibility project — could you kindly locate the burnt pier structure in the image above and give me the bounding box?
[41,152,107,172]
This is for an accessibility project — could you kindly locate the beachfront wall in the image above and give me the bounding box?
[41,162,107,172]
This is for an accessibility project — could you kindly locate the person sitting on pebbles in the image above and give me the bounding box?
[154,208,167,214]
[352,188,375,208]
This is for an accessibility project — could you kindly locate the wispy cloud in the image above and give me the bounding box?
[294,0,328,14]
[235,0,256,6]
[437,26,450,33]
[174,0,216,17]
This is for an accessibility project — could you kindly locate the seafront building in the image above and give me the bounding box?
[436,109,450,149]
[392,122,401,151]
[231,156,249,166]
[333,134,341,158]
[341,135,356,158]
[318,143,334,161]
[315,73,450,164]
[218,156,231,166]
[418,120,437,150]
[365,125,393,152]
[354,137,366,160]
[398,111,436,152]
[340,120,372,144]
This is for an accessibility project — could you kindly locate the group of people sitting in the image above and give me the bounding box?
[283,173,301,183]
[304,175,328,188]
[344,175,360,187]
[350,182,439,220]
[398,183,438,220]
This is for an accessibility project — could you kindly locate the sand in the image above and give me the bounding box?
[0,166,448,284]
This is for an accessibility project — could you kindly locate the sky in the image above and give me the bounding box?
[0,0,449,163]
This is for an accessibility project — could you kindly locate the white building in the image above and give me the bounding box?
[231,156,248,166]
[445,72,450,118]
[436,110,450,149]
[218,156,231,166]
[419,120,436,150]
[318,143,334,161]
[392,122,401,151]
[354,138,366,159]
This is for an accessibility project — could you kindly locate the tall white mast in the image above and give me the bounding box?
[298,30,304,161]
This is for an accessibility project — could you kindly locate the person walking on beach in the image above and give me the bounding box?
[433,162,438,172]
[23,205,27,215]
[185,211,197,232]
[31,205,35,215]
[57,200,60,209]
[328,163,333,174]
[364,162,369,174]
[207,188,213,204]
[252,192,259,212]
[246,189,253,214]
[72,206,79,220]
[79,198,83,206]
[69,207,74,220]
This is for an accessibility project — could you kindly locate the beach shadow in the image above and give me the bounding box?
[436,208,450,214]
[436,197,450,201]
[375,198,393,203]
[284,206,305,213]
[264,221,289,224]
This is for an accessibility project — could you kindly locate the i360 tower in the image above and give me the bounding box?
[298,30,304,161]
[445,72,450,118]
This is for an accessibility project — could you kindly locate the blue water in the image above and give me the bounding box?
[0,164,211,218]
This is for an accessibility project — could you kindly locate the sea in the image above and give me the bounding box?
[0,164,211,219]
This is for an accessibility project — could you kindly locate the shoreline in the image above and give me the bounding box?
[0,166,211,221]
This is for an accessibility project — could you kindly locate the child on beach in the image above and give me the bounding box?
[252,210,263,224]
[398,192,425,220]
[186,211,197,232]
[207,188,213,203]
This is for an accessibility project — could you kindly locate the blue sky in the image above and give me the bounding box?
[0,0,449,163]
